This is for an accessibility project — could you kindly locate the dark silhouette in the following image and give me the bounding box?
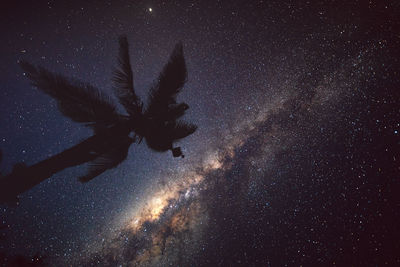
[0,226,47,266]
[0,36,196,204]
[0,252,46,267]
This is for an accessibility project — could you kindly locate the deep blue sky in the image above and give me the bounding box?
[1,0,399,265]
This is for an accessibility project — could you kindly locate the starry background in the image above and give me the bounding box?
[0,0,400,266]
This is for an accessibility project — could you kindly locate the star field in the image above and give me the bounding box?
[0,0,400,266]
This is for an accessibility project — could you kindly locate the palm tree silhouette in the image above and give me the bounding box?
[0,36,196,204]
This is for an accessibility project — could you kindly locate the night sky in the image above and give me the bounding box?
[1,0,400,266]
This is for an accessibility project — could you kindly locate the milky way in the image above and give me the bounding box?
[1,1,399,266]
[77,40,399,266]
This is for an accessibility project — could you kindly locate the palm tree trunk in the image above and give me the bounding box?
[0,125,130,204]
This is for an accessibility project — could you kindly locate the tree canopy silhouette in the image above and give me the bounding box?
[0,35,196,205]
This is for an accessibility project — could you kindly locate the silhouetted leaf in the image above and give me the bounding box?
[146,42,187,121]
[112,35,142,117]
[166,102,189,121]
[19,61,120,131]
[169,121,197,141]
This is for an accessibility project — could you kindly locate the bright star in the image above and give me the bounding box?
[148,7,152,12]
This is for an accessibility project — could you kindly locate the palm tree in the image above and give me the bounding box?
[0,36,196,204]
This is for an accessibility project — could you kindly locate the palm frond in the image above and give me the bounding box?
[166,102,189,121]
[112,35,142,116]
[169,121,197,141]
[20,61,120,130]
[145,42,187,120]
[78,136,132,183]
